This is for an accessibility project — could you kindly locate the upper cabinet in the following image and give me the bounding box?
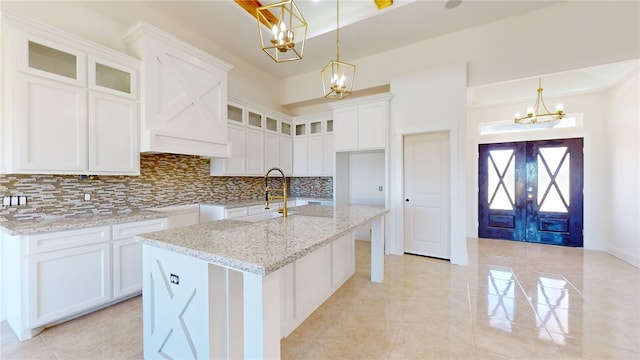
[292,113,334,177]
[1,13,140,175]
[330,93,392,152]
[123,21,233,158]
[210,95,293,176]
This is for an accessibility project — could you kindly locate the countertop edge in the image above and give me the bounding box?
[1,211,169,236]
[136,208,388,276]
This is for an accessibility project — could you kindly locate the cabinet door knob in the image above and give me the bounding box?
[405,198,410,202]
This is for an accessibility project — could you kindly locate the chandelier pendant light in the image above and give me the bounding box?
[321,0,356,99]
[257,0,307,63]
[514,78,565,124]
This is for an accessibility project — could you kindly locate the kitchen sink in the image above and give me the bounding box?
[239,211,293,222]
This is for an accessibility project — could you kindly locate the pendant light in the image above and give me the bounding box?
[514,78,565,124]
[321,0,356,99]
[256,0,307,63]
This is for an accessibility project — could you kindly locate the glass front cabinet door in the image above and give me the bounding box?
[20,35,86,86]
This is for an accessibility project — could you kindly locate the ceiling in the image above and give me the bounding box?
[82,0,562,80]
[79,0,637,107]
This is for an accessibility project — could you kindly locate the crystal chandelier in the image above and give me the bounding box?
[321,0,355,99]
[514,79,565,124]
[257,0,307,63]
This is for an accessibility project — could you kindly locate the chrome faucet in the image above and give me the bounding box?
[264,167,288,217]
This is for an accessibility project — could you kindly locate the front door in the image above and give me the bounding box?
[404,131,450,259]
[478,138,584,247]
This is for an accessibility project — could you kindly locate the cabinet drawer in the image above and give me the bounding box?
[225,207,248,219]
[27,226,111,255]
[112,219,167,240]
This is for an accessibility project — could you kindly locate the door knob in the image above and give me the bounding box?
[405,199,410,202]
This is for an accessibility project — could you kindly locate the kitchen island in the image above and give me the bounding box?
[135,204,388,359]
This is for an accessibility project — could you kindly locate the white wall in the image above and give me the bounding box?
[605,73,640,267]
[389,63,468,265]
[282,1,640,107]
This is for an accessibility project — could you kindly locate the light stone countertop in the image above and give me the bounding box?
[0,210,168,235]
[199,197,333,209]
[135,204,388,276]
[0,198,333,236]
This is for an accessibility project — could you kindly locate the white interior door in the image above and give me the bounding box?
[404,131,450,259]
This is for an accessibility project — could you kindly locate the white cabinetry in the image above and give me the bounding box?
[331,93,392,152]
[26,226,112,329]
[1,13,140,175]
[123,21,232,158]
[280,232,354,337]
[112,219,167,299]
[1,217,167,341]
[211,96,293,176]
[292,113,334,177]
[279,121,294,175]
[246,111,265,175]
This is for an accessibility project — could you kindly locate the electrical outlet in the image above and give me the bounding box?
[84,193,91,201]
[18,196,27,205]
[10,196,18,206]
[2,196,10,206]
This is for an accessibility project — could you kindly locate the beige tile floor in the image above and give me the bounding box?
[2,238,639,359]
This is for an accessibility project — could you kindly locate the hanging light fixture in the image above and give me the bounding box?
[321,0,356,99]
[256,0,307,63]
[514,78,565,124]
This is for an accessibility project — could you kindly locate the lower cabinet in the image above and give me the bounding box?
[113,238,142,299]
[28,240,112,328]
[2,218,167,341]
[280,232,354,338]
[112,219,167,298]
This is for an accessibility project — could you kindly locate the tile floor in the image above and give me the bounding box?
[2,238,639,359]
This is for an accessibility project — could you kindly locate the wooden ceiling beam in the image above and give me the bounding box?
[235,0,278,29]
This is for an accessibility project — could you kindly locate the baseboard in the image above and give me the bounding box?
[609,245,640,269]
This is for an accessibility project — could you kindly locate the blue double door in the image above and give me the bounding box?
[478,138,584,247]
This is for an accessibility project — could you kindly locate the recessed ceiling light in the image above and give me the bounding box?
[445,0,462,9]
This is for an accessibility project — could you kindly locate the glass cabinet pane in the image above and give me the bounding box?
[281,122,292,135]
[266,117,278,132]
[95,63,131,94]
[326,120,333,133]
[228,104,243,124]
[295,123,306,136]
[248,112,262,128]
[310,121,322,135]
[28,41,77,79]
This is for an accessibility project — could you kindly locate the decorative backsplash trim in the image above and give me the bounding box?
[0,154,332,222]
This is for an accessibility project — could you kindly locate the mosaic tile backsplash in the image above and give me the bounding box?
[0,154,333,222]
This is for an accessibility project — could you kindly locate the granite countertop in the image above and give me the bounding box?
[0,210,168,236]
[200,197,333,209]
[0,198,334,236]
[136,204,388,276]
